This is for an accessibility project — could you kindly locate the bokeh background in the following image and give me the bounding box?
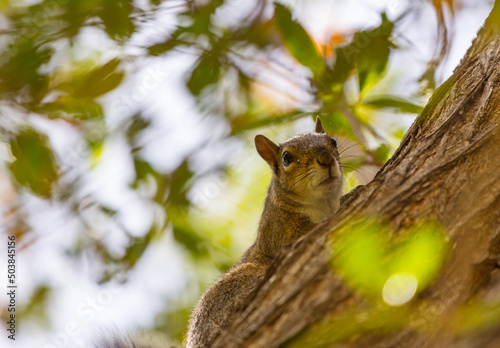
[0,0,494,346]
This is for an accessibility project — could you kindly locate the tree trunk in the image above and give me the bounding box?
[211,2,500,347]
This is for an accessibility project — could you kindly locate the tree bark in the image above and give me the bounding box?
[211,1,500,347]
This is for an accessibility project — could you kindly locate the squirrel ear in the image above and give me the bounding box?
[315,116,326,134]
[255,135,279,169]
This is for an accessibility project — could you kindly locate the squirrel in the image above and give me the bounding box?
[186,117,344,347]
[94,117,343,348]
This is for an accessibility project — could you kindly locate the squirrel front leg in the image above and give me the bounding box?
[186,262,266,348]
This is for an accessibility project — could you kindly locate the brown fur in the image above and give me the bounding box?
[186,118,343,347]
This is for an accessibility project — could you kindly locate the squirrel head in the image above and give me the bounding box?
[254,117,343,219]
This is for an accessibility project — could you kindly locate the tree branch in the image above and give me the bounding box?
[211,1,500,347]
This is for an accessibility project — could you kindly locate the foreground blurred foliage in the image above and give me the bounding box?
[285,219,451,346]
[332,219,449,302]
[0,0,489,344]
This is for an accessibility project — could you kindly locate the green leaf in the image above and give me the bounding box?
[373,144,391,163]
[330,45,356,86]
[0,39,52,100]
[274,3,323,75]
[321,110,355,140]
[22,285,51,323]
[0,0,9,11]
[231,20,278,49]
[166,160,193,206]
[147,26,186,56]
[43,98,104,120]
[390,223,449,290]
[126,113,151,143]
[172,224,208,257]
[122,228,154,268]
[186,54,221,96]
[332,219,448,301]
[187,0,225,35]
[230,111,309,135]
[354,14,395,92]
[70,59,124,99]
[134,158,156,179]
[60,0,101,38]
[132,156,161,189]
[148,39,180,56]
[9,129,58,198]
[168,204,210,258]
[333,219,388,294]
[97,0,136,40]
[362,96,423,114]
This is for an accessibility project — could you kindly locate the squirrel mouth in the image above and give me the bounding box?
[319,176,336,185]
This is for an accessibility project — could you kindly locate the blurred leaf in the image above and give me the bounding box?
[122,228,155,269]
[274,3,323,75]
[126,113,152,144]
[9,129,58,198]
[164,160,213,257]
[157,305,192,344]
[168,204,209,257]
[89,142,104,168]
[0,39,52,101]
[318,15,394,103]
[187,0,225,35]
[362,96,423,114]
[332,219,448,300]
[147,26,187,56]
[100,205,118,217]
[186,54,221,96]
[237,69,251,99]
[322,110,355,140]
[134,158,157,182]
[231,20,279,48]
[0,0,9,10]
[230,111,308,135]
[172,223,209,257]
[333,220,388,296]
[60,0,102,38]
[82,122,107,168]
[62,59,124,99]
[18,285,51,326]
[132,156,162,190]
[148,39,181,56]
[42,97,104,120]
[390,223,449,290]
[316,51,355,105]
[97,0,136,40]
[330,45,356,87]
[355,14,395,92]
[166,160,193,206]
[373,144,391,163]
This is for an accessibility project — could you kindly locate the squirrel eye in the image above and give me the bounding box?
[330,137,338,148]
[282,151,293,166]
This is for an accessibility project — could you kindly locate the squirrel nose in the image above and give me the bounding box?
[317,150,334,167]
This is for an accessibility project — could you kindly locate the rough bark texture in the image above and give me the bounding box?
[210,2,500,347]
